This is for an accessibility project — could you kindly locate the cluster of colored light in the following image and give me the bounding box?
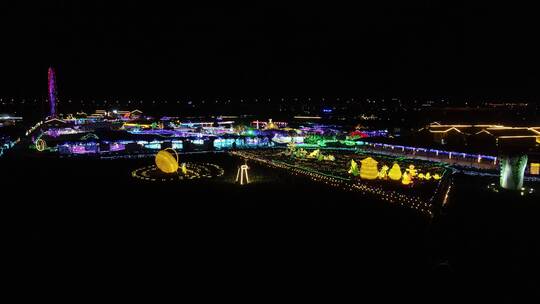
[349,130,369,139]
[285,144,335,161]
[51,135,275,155]
[251,119,288,129]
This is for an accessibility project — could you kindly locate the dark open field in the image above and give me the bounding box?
[2,151,538,299]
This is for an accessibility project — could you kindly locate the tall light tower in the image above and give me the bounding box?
[48,67,58,118]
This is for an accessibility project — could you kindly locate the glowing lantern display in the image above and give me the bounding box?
[155,148,179,173]
[418,173,425,179]
[348,159,360,177]
[286,142,296,155]
[324,154,336,161]
[402,172,411,185]
[295,148,308,158]
[264,119,278,130]
[181,163,188,175]
[360,157,379,180]
[433,173,441,180]
[424,172,431,180]
[406,165,417,178]
[308,149,320,159]
[388,163,402,181]
[378,165,389,179]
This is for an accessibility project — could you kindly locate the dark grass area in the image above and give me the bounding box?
[430,174,540,299]
[1,152,538,299]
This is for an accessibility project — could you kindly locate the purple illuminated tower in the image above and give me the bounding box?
[48,67,58,118]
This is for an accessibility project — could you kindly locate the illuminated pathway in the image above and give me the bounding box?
[132,162,224,182]
[230,150,450,217]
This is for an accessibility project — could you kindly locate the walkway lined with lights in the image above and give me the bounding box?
[230,150,447,216]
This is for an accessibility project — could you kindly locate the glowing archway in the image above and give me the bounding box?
[236,164,250,185]
[35,139,47,152]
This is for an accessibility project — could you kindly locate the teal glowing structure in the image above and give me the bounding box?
[499,154,528,190]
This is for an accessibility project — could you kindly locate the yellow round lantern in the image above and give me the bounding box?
[155,148,179,173]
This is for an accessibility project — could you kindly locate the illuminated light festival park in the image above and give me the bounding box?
[3,3,540,300]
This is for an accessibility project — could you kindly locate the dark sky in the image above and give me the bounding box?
[1,1,539,100]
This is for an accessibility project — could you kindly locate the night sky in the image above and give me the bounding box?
[1,2,539,99]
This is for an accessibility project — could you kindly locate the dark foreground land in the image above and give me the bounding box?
[2,152,538,300]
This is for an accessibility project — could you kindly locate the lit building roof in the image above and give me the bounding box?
[485,127,540,138]
[428,123,540,139]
